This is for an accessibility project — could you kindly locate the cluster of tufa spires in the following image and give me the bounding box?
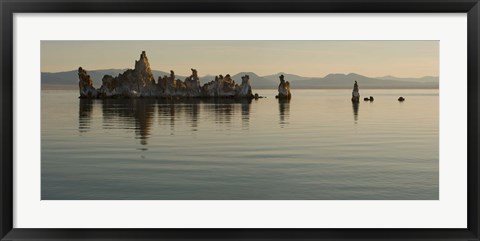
[78,51,285,99]
[78,51,408,102]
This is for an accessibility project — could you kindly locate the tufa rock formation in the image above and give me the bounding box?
[237,75,254,97]
[78,67,98,98]
[351,81,360,102]
[184,68,202,97]
[198,73,253,98]
[97,51,155,98]
[275,74,291,99]
[79,51,255,99]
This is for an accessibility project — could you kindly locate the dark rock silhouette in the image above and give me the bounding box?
[398,96,405,102]
[351,81,360,102]
[363,95,374,101]
[78,67,98,98]
[79,51,255,99]
[275,74,291,99]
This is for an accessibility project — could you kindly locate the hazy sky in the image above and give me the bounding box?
[41,41,438,78]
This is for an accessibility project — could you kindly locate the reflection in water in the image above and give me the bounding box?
[157,101,176,131]
[204,100,234,124]
[78,99,94,133]
[101,99,156,146]
[352,102,359,123]
[184,100,200,131]
[78,98,252,146]
[278,98,290,127]
[201,99,251,129]
[47,89,440,200]
[241,100,251,129]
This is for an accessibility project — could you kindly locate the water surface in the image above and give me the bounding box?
[41,89,439,200]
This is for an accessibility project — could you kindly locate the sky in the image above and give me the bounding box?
[41,40,438,78]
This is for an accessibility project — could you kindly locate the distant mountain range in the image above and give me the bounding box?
[41,69,439,89]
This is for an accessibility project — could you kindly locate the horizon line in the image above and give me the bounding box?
[41,68,439,80]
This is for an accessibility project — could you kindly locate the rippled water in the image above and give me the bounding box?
[41,89,439,200]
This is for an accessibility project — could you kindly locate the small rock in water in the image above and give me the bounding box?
[254,93,266,99]
[364,97,369,101]
[369,96,374,101]
[398,96,405,102]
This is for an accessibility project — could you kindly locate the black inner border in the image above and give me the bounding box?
[1,1,479,240]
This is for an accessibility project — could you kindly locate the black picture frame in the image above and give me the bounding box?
[1,0,479,240]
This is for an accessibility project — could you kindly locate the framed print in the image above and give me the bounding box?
[1,0,479,240]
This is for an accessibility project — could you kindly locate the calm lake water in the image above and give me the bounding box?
[41,89,439,200]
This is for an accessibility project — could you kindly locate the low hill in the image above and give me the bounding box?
[42,69,438,89]
[263,72,312,82]
[232,72,277,89]
[42,69,187,87]
[289,73,438,89]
